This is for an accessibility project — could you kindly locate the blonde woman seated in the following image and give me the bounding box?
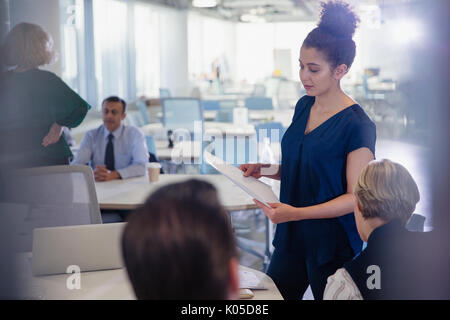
[324,159,435,300]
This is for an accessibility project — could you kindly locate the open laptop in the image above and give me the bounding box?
[32,223,126,276]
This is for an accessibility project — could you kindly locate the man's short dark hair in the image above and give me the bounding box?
[102,96,126,113]
[122,179,237,300]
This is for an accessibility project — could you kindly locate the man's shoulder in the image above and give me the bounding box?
[84,125,105,140]
[124,125,145,138]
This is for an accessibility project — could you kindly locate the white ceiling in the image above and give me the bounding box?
[147,0,419,23]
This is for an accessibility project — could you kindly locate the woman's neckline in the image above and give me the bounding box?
[303,97,358,136]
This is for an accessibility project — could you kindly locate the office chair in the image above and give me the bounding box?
[161,98,204,173]
[406,213,426,232]
[136,99,151,125]
[145,135,158,158]
[161,98,204,136]
[201,100,221,111]
[159,88,172,98]
[214,109,234,123]
[244,97,274,110]
[146,135,164,174]
[214,100,239,123]
[125,111,145,127]
[6,165,102,252]
[254,122,285,144]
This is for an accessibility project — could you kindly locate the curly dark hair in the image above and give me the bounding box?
[303,1,360,70]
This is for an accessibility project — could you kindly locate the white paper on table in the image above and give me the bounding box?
[239,270,267,290]
[204,151,279,208]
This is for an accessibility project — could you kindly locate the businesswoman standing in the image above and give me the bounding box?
[0,23,90,168]
[240,1,376,300]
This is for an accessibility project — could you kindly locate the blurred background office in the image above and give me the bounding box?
[1,0,449,299]
[3,1,435,146]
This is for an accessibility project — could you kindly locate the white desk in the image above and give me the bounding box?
[201,94,246,101]
[95,174,280,211]
[141,122,256,141]
[15,254,282,300]
[203,110,217,121]
[95,174,280,263]
[249,109,295,128]
[155,110,295,127]
[155,140,202,161]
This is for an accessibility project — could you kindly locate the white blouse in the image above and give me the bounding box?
[323,268,363,300]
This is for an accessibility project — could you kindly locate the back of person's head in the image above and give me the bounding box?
[303,1,359,70]
[122,179,238,300]
[1,22,56,69]
[102,96,127,113]
[354,159,420,226]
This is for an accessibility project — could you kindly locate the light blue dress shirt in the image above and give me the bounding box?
[72,124,148,179]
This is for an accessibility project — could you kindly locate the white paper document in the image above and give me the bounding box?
[204,151,279,207]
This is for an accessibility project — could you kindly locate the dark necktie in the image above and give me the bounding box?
[105,133,115,171]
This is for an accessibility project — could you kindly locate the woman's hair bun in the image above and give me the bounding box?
[318,1,360,39]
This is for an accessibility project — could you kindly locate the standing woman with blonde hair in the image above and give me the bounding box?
[0,23,90,168]
[240,1,376,300]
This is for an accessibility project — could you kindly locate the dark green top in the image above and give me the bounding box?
[0,69,90,168]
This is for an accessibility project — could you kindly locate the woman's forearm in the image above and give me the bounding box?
[261,164,281,180]
[292,193,355,220]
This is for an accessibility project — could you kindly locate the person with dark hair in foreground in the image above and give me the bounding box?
[122,179,239,300]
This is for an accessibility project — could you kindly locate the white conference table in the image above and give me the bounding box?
[201,94,247,101]
[141,122,256,141]
[95,174,280,212]
[15,253,282,300]
[155,140,202,161]
[154,140,281,163]
[155,109,295,126]
[249,109,295,128]
[95,174,280,265]
[203,109,295,127]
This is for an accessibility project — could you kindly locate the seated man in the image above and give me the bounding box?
[324,159,438,300]
[122,179,239,299]
[72,96,148,181]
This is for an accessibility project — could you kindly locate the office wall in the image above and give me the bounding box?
[188,12,236,85]
[235,21,315,84]
[9,0,62,76]
[356,21,412,82]
[354,2,428,83]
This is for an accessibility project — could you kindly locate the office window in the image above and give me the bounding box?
[188,13,235,83]
[92,0,130,102]
[59,0,85,96]
[235,22,316,84]
[134,3,160,97]
[59,0,162,107]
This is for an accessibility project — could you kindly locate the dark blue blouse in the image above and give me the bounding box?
[274,95,376,264]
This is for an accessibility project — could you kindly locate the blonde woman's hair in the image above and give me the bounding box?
[354,159,420,226]
[2,23,56,69]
